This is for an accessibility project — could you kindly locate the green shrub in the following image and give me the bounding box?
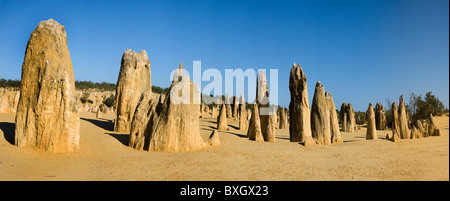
[409,91,446,122]
[103,95,116,107]
[80,92,91,104]
[75,80,116,91]
[152,86,169,94]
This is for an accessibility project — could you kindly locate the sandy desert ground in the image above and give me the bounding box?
[0,111,448,181]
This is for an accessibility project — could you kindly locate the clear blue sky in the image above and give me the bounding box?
[0,0,448,111]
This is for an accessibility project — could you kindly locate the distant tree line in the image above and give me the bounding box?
[0,78,20,88]
[1,78,172,94]
[151,86,170,94]
[75,80,116,91]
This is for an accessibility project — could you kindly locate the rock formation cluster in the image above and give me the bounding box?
[386,95,442,142]
[3,18,446,154]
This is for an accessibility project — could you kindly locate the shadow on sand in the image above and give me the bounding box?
[80,117,114,131]
[105,133,129,146]
[0,122,15,145]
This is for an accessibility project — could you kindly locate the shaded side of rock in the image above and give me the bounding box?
[238,94,248,130]
[247,102,264,142]
[207,130,220,147]
[325,92,342,143]
[217,103,228,130]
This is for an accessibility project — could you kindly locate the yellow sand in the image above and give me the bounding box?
[0,112,448,181]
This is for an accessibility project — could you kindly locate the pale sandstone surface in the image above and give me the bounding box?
[14,19,79,153]
[114,49,151,132]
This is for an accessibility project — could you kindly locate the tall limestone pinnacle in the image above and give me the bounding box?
[15,18,80,153]
[114,49,151,132]
[257,71,276,142]
[325,92,343,144]
[311,81,331,145]
[366,103,377,140]
[289,63,314,145]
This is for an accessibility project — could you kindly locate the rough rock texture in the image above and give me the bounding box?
[428,114,442,137]
[348,105,355,132]
[114,49,151,132]
[96,108,102,118]
[374,102,386,130]
[128,90,158,150]
[398,95,411,139]
[325,92,342,143]
[257,71,276,142]
[217,103,228,130]
[289,63,314,145]
[238,94,248,130]
[366,103,377,140]
[211,105,218,118]
[247,102,264,142]
[278,107,288,129]
[232,96,239,119]
[347,104,356,132]
[225,95,232,118]
[15,19,80,153]
[207,130,220,147]
[386,131,400,142]
[411,120,427,139]
[148,75,206,152]
[391,102,400,139]
[0,89,20,113]
[310,81,331,145]
[415,120,427,138]
[339,103,346,132]
[75,90,115,112]
[410,125,420,139]
[128,68,207,152]
[340,103,355,133]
